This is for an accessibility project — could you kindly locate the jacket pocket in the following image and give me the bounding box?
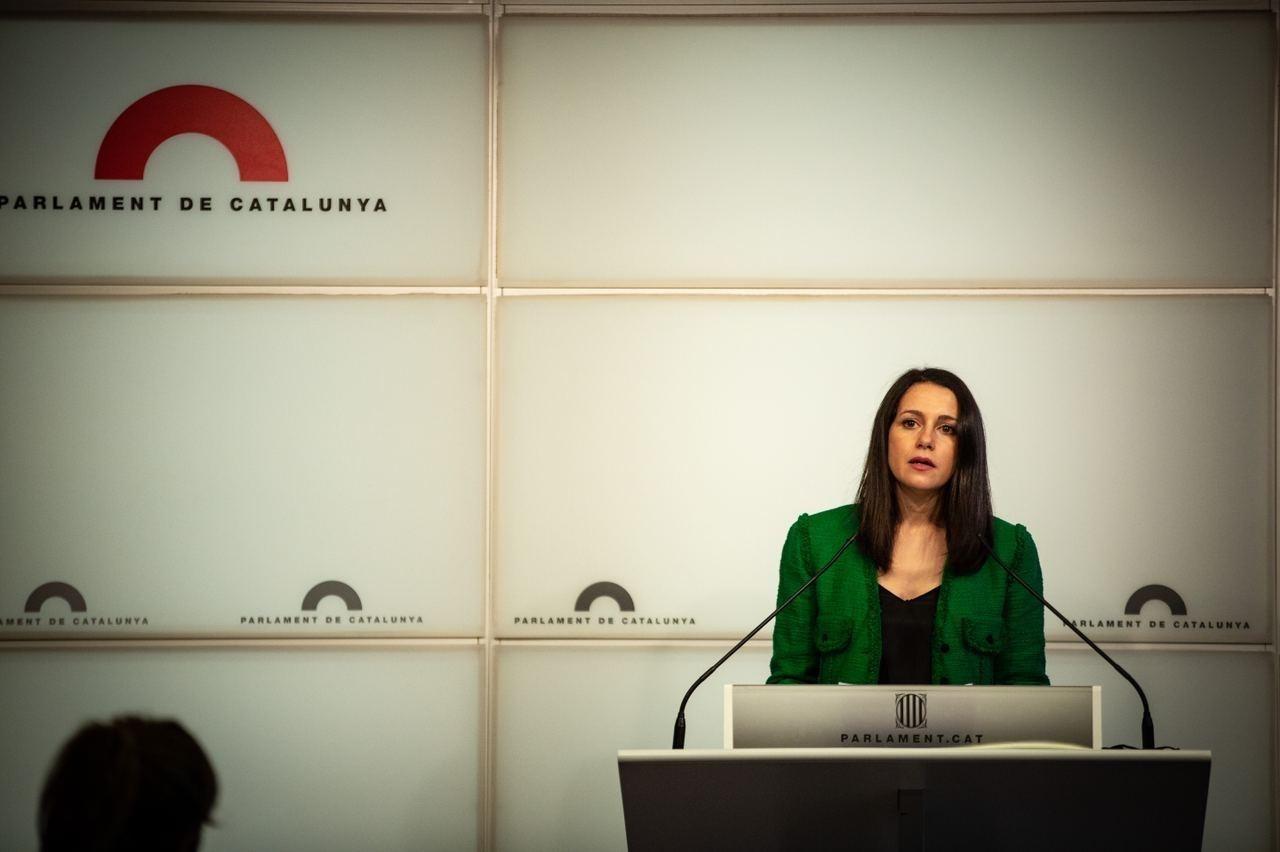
[961,618,1005,654]
[960,618,1004,684]
[815,615,854,654]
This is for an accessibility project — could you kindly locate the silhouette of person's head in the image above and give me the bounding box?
[39,716,217,852]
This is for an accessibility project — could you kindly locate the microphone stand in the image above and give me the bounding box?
[671,531,859,749]
[979,536,1155,750]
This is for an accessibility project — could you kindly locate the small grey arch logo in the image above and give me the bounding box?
[1124,584,1187,616]
[896,693,927,729]
[574,582,635,612]
[301,581,363,612]
[24,582,87,613]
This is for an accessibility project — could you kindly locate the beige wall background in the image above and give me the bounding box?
[0,7,1275,850]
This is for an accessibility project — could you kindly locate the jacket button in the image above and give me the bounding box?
[986,634,995,644]
[939,643,950,653]
[940,677,950,684]
[820,633,828,642]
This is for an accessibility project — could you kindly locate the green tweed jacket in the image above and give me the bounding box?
[767,504,1049,686]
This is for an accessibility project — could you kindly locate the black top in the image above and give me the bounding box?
[877,584,940,685]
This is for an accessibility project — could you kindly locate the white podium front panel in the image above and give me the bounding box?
[726,684,1100,749]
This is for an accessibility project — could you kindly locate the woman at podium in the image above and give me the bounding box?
[767,367,1048,687]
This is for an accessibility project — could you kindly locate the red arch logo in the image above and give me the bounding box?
[95,85,288,181]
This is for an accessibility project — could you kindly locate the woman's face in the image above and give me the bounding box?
[888,382,959,495]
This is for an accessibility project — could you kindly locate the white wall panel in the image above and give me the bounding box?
[494,644,771,851]
[494,645,1271,851]
[0,17,487,283]
[0,297,486,637]
[496,296,1270,642]
[0,645,481,851]
[1047,648,1274,851]
[499,16,1272,286]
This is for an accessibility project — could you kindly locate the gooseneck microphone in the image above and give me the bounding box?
[672,530,860,749]
[978,535,1156,750]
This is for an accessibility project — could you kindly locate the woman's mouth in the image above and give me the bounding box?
[908,457,935,471]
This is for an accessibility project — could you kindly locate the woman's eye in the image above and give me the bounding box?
[940,424,955,435]
[901,418,917,428]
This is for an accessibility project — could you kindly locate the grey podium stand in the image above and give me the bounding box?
[617,747,1212,851]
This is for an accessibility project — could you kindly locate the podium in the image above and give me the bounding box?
[620,686,1211,851]
[618,747,1211,851]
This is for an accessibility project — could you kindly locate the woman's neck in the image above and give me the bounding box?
[895,486,942,529]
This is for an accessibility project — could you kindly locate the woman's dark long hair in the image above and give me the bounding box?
[855,367,992,576]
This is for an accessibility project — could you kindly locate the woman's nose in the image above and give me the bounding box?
[917,429,935,449]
